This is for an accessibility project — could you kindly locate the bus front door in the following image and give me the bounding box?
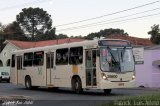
[46,53,54,87]
[85,49,97,87]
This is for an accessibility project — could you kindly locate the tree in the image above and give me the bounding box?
[16,7,53,41]
[148,24,160,44]
[3,21,28,41]
[84,28,128,40]
[0,22,5,52]
[0,22,5,34]
[35,28,56,41]
[0,22,2,33]
[56,33,68,39]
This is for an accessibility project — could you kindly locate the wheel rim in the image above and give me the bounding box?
[75,81,79,90]
[26,80,30,88]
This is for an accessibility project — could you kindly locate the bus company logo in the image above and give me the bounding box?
[107,75,117,78]
[38,67,42,75]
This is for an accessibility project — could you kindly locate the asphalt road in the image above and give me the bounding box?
[0,82,159,106]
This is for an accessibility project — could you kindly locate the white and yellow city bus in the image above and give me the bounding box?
[10,39,135,94]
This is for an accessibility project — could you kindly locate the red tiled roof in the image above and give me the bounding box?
[107,35,154,46]
[5,38,84,49]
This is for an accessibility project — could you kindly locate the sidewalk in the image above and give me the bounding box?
[121,87,160,91]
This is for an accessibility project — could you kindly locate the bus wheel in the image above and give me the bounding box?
[25,76,32,90]
[72,77,83,94]
[104,89,112,94]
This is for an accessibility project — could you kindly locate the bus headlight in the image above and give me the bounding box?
[132,75,135,80]
[101,73,108,80]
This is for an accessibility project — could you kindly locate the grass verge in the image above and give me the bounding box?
[102,92,160,106]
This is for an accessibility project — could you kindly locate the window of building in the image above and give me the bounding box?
[6,59,10,66]
[33,51,44,66]
[56,48,68,65]
[69,47,83,65]
[11,55,15,67]
[0,60,3,67]
[23,52,33,67]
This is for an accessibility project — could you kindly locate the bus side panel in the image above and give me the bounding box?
[10,67,17,85]
[53,65,72,87]
[53,64,85,88]
[23,66,46,87]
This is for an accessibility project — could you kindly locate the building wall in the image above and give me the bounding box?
[135,50,152,87]
[0,44,19,74]
[151,50,160,87]
[135,49,160,88]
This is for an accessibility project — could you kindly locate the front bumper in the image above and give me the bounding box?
[99,79,135,89]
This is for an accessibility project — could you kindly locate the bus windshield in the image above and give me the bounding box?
[100,47,134,72]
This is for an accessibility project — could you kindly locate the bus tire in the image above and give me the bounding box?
[72,77,83,94]
[104,89,112,94]
[25,76,32,90]
[0,77,1,83]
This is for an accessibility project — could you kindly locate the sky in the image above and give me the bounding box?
[0,0,160,38]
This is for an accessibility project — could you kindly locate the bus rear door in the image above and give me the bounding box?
[16,56,23,85]
[46,52,54,87]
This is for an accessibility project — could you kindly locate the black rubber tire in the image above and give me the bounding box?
[72,77,83,94]
[48,87,59,91]
[0,77,2,83]
[104,89,112,94]
[25,76,32,90]
[7,79,10,83]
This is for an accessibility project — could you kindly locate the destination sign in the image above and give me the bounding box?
[98,40,130,46]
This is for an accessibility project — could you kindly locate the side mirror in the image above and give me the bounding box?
[133,55,135,62]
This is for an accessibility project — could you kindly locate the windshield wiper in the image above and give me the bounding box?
[121,47,126,62]
[107,46,117,63]
[107,46,121,72]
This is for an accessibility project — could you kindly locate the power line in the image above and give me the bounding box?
[87,7,160,26]
[56,12,160,32]
[57,8,160,30]
[57,7,160,31]
[0,0,52,11]
[55,0,160,27]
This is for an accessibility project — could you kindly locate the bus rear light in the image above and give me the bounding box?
[101,73,108,80]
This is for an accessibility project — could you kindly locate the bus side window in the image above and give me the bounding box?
[33,51,44,66]
[11,55,15,67]
[69,47,83,65]
[23,52,33,67]
[56,48,68,65]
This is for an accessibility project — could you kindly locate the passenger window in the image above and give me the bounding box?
[56,48,68,65]
[33,51,44,66]
[69,47,83,65]
[23,52,33,67]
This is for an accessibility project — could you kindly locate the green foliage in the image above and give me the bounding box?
[102,92,160,106]
[148,24,160,44]
[0,22,28,52]
[34,28,56,41]
[56,33,68,39]
[84,28,128,40]
[16,7,53,41]
[3,21,28,41]
[70,35,83,38]
[0,22,5,34]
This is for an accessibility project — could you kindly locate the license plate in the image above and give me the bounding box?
[118,83,124,86]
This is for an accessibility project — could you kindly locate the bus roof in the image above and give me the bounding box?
[12,39,130,54]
